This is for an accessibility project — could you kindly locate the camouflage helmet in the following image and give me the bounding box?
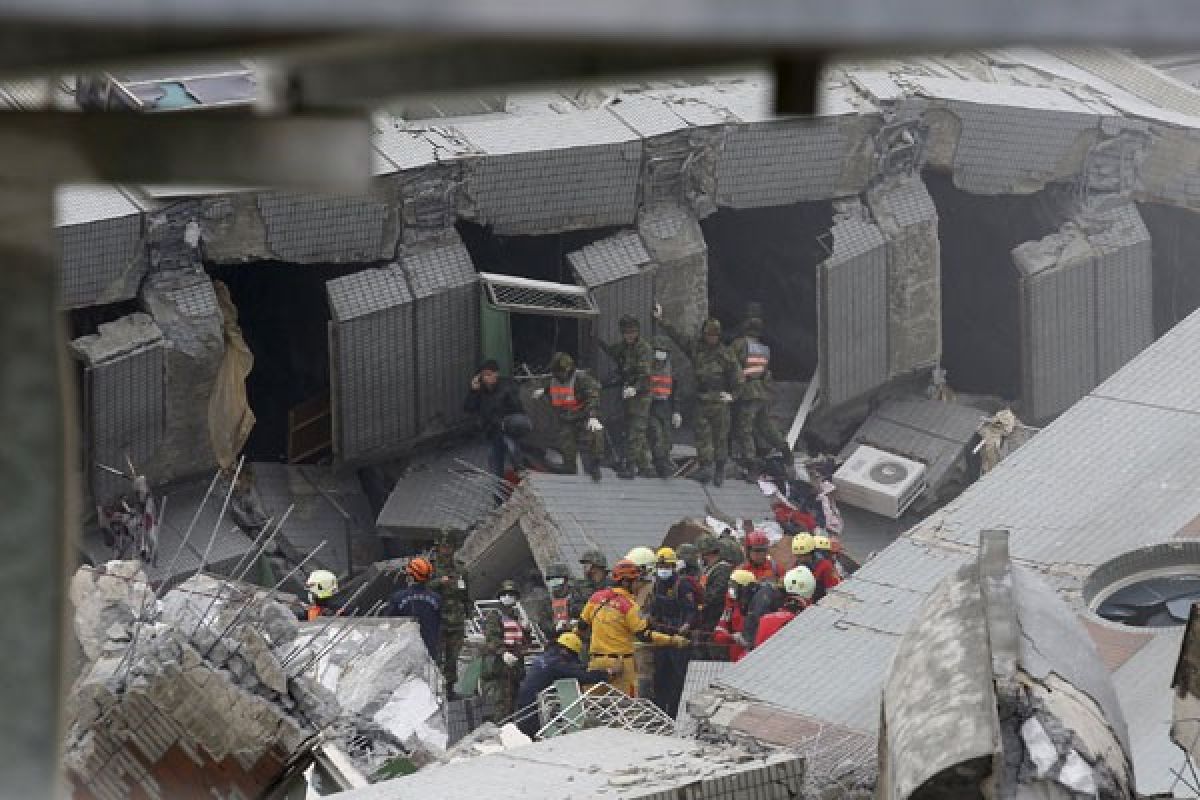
[702,318,722,336]
[676,542,698,563]
[619,314,640,333]
[549,352,575,378]
[579,549,607,569]
[545,562,570,580]
[498,579,520,597]
[695,534,720,555]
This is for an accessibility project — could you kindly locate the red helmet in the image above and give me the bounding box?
[406,557,434,583]
[745,530,770,549]
[611,559,642,583]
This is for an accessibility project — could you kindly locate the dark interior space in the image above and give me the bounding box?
[457,220,618,372]
[1137,202,1200,337]
[700,201,833,380]
[924,172,1066,400]
[66,297,142,341]
[206,261,367,462]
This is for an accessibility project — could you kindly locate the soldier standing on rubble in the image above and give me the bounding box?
[646,337,682,479]
[572,550,610,620]
[433,532,469,699]
[730,311,794,479]
[654,303,742,486]
[696,535,734,660]
[531,352,605,481]
[543,563,575,634]
[481,580,531,722]
[600,314,655,479]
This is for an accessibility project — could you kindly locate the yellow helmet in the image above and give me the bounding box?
[556,632,584,655]
[656,546,677,564]
[729,568,758,587]
[626,546,657,572]
[812,534,833,552]
[305,569,338,600]
[791,533,816,556]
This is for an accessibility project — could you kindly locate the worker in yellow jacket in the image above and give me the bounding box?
[578,558,690,696]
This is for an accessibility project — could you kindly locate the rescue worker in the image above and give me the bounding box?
[647,337,681,479]
[753,566,816,647]
[573,550,610,620]
[696,534,733,660]
[645,547,700,717]
[523,567,554,640]
[433,532,469,697]
[387,558,442,661]
[513,633,616,738]
[544,563,575,634]
[654,303,742,485]
[730,314,793,478]
[813,532,849,583]
[532,353,605,481]
[578,559,690,696]
[463,359,527,480]
[601,314,655,479]
[299,569,343,621]
[625,546,658,583]
[676,542,701,581]
[624,545,659,699]
[481,580,531,722]
[712,569,757,662]
[792,532,841,602]
[739,530,784,584]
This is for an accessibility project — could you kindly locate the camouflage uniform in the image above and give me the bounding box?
[571,550,610,621]
[601,316,655,478]
[660,317,743,484]
[731,319,792,469]
[434,534,469,695]
[696,535,735,661]
[481,581,529,723]
[541,353,605,480]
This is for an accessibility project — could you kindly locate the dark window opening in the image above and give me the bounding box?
[456,220,617,373]
[924,172,1066,399]
[205,260,368,462]
[1137,202,1200,337]
[700,201,831,380]
[65,297,142,341]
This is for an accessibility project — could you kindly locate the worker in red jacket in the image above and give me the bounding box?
[711,569,756,661]
[773,502,818,535]
[738,530,783,584]
[792,532,840,602]
[753,566,816,647]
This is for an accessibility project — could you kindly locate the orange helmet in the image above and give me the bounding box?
[611,559,642,583]
[406,557,434,583]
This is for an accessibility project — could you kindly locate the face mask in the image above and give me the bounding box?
[656,568,674,580]
[499,594,517,607]
[547,578,566,590]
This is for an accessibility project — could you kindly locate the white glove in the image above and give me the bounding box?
[719,392,734,404]
[531,388,545,400]
[586,418,604,432]
[671,412,682,429]
[622,386,637,399]
[502,652,519,667]
[653,302,663,320]
[732,632,748,648]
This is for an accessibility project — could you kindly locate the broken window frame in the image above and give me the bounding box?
[478,271,599,318]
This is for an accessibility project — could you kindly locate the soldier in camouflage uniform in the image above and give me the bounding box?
[481,580,531,722]
[572,550,610,620]
[433,531,469,698]
[646,337,681,479]
[696,534,734,661]
[600,314,655,479]
[654,304,743,486]
[731,314,793,477]
[532,353,605,481]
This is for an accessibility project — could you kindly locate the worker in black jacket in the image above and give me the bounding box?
[513,632,616,738]
[463,359,528,479]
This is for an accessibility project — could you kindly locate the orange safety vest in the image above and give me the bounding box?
[502,616,526,648]
[549,374,583,412]
[306,605,322,621]
[743,340,770,379]
[648,373,672,399]
[551,596,571,625]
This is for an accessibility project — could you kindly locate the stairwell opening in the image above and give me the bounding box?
[924,172,1066,400]
[456,220,618,373]
[205,261,366,463]
[699,201,832,380]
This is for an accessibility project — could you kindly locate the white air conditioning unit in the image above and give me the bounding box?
[833,444,927,518]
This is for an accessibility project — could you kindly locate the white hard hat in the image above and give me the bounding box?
[783,566,816,599]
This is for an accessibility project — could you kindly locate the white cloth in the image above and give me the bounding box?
[502,652,519,667]
[671,412,682,429]
[718,392,734,403]
[622,386,637,399]
[585,418,604,432]
[531,388,545,399]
